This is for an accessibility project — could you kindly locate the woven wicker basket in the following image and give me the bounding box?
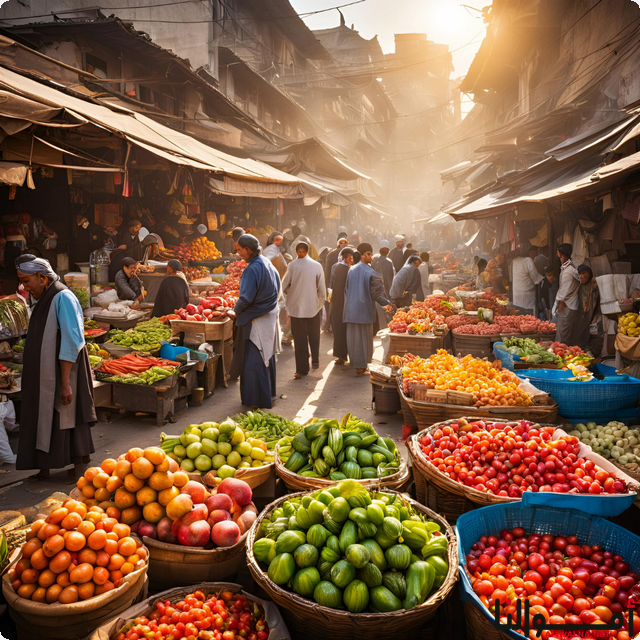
[397,380,559,429]
[407,419,521,523]
[246,490,458,640]
[463,600,510,640]
[3,550,149,640]
[274,444,412,493]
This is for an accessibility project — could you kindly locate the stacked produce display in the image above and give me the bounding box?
[160,419,276,476]
[172,293,238,322]
[97,353,179,385]
[182,266,210,282]
[419,417,630,498]
[465,526,640,637]
[190,236,222,261]
[7,496,148,603]
[402,351,533,407]
[114,588,271,640]
[107,318,171,353]
[388,302,447,335]
[453,315,555,336]
[73,447,256,548]
[568,421,640,472]
[253,481,450,613]
[618,312,640,337]
[282,416,401,481]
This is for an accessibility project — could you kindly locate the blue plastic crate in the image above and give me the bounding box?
[457,503,640,640]
[517,367,640,417]
[492,342,515,371]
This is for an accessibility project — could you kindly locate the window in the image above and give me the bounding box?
[85,53,108,79]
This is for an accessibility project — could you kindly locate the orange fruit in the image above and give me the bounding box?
[106,507,121,521]
[110,570,123,587]
[135,486,158,507]
[77,521,96,538]
[94,488,111,503]
[158,486,180,506]
[77,548,97,565]
[58,585,79,604]
[17,584,37,599]
[124,473,145,493]
[143,447,166,466]
[172,470,189,487]
[93,566,110,585]
[118,537,137,557]
[112,523,131,540]
[81,485,95,499]
[100,458,117,475]
[49,550,72,574]
[154,457,171,473]
[43,534,65,558]
[125,448,144,463]
[114,488,136,510]
[102,518,118,533]
[121,562,135,576]
[142,502,165,525]
[78,581,95,600]
[64,531,86,552]
[95,580,114,596]
[30,549,49,571]
[103,539,118,555]
[31,586,47,602]
[87,530,107,551]
[46,508,68,525]
[93,472,110,489]
[46,583,63,603]
[84,467,100,483]
[22,538,42,560]
[107,553,125,571]
[56,571,71,587]
[113,460,132,479]
[37,569,56,588]
[95,550,110,567]
[120,506,142,525]
[148,471,173,492]
[70,562,94,584]
[131,457,154,480]
[106,476,123,493]
[60,512,82,531]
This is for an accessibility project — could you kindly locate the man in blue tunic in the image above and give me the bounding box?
[229,235,281,407]
[343,243,395,375]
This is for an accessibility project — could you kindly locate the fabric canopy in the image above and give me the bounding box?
[0,64,301,186]
[207,176,302,199]
[0,161,34,188]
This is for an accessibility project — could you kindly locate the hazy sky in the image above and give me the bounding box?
[291,0,489,79]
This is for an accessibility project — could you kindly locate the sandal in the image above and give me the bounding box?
[293,373,303,380]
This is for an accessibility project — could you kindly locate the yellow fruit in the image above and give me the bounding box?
[158,486,180,506]
[143,447,166,466]
[124,473,145,493]
[147,471,174,491]
[132,457,154,480]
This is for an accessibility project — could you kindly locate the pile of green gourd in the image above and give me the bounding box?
[283,415,401,480]
[252,481,449,614]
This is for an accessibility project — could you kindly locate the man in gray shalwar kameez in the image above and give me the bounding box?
[343,243,395,375]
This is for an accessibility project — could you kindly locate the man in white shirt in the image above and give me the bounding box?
[553,243,581,345]
[282,242,326,379]
[512,248,544,313]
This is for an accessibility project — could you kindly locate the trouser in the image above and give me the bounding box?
[555,307,578,345]
[290,311,322,374]
[323,300,332,331]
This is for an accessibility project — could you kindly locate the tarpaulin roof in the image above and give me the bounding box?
[0,63,302,187]
[449,150,640,220]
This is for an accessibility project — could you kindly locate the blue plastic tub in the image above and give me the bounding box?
[457,503,640,640]
[160,341,190,361]
[517,367,640,417]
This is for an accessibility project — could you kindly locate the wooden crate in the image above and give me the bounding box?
[388,332,448,358]
[451,332,498,358]
[170,317,233,341]
[197,354,220,397]
[111,374,179,426]
[371,381,401,414]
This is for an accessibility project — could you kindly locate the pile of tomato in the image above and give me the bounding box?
[116,589,269,640]
[466,527,640,639]
[419,418,628,498]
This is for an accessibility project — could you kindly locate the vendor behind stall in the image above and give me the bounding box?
[117,219,143,259]
[115,257,143,304]
[152,260,190,318]
[576,264,603,357]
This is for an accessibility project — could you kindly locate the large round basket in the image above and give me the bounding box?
[141,506,254,591]
[89,582,291,640]
[407,419,518,523]
[274,443,412,493]
[2,551,149,640]
[246,491,458,640]
[397,379,559,429]
[407,418,640,524]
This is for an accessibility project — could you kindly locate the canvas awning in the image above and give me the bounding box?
[449,150,640,220]
[0,64,301,186]
[207,175,302,199]
[0,161,34,187]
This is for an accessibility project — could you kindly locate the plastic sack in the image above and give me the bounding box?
[94,289,120,309]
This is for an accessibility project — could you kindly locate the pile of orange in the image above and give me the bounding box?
[8,498,147,604]
[189,236,221,261]
[76,447,188,527]
[402,350,532,407]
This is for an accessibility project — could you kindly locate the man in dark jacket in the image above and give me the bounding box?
[372,246,395,298]
[389,235,406,273]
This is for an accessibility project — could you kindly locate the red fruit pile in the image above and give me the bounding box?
[419,419,628,498]
[453,323,501,335]
[550,342,585,359]
[116,588,269,640]
[467,528,640,639]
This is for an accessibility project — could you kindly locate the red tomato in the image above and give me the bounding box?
[573,598,591,614]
